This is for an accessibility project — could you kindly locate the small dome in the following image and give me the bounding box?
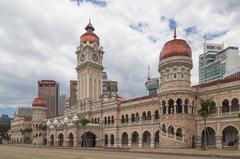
[160,29,192,61]
[72,114,79,122]
[53,118,58,126]
[63,116,69,124]
[32,97,46,107]
[46,120,52,126]
[80,21,99,44]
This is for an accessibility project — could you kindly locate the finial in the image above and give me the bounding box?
[173,27,177,39]
[89,17,91,24]
[148,65,150,80]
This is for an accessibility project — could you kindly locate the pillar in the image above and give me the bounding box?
[54,130,58,147]
[150,137,154,148]
[47,129,51,146]
[73,126,79,147]
[173,103,176,114]
[166,104,169,115]
[216,136,222,149]
[195,136,201,148]
[128,137,132,148]
[238,135,240,149]
[63,128,68,147]
[138,138,142,148]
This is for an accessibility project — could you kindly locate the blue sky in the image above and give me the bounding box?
[0,0,240,117]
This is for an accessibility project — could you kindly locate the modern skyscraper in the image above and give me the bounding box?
[17,107,32,117]
[199,43,240,83]
[70,80,77,107]
[38,80,59,117]
[58,94,66,116]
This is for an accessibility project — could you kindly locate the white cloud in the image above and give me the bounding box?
[0,0,239,109]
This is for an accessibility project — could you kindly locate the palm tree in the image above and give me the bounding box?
[39,125,47,145]
[198,98,216,150]
[75,118,90,147]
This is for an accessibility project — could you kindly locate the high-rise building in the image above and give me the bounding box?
[17,107,32,117]
[58,94,66,115]
[38,80,59,117]
[70,80,77,107]
[199,43,240,83]
[102,72,118,98]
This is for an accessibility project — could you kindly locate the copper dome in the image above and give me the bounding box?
[80,21,99,43]
[160,29,192,61]
[32,97,46,107]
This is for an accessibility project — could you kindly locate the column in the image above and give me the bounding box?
[47,129,51,146]
[238,135,240,149]
[182,131,185,142]
[53,130,58,147]
[128,137,132,148]
[229,105,232,115]
[173,128,176,140]
[216,136,222,149]
[73,126,79,147]
[63,128,68,147]
[173,103,176,114]
[138,138,142,148]
[108,137,111,147]
[195,136,201,148]
[166,104,169,115]
[150,136,154,148]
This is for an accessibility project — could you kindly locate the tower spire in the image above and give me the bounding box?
[148,65,150,80]
[85,18,95,32]
[173,27,177,39]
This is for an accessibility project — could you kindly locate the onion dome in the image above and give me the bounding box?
[53,118,58,126]
[46,120,52,126]
[80,19,99,44]
[160,28,192,61]
[32,97,46,107]
[72,114,79,122]
[63,116,69,124]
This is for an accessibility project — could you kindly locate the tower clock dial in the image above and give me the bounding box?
[80,54,85,62]
[92,53,98,62]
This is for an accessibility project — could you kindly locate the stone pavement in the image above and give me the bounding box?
[2,144,240,159]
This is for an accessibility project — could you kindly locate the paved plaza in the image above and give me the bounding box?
[0,145,237,159]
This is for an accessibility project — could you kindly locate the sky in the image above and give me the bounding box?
[0,0,240,117]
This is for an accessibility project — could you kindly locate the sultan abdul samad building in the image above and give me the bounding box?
[11,21,240,149]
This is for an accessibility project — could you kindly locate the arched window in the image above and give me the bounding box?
[176,98,182,113]
[125,114,129,123]
[231,98,239,112]
[176,128,182,137]
[147,111,152,120]
[154,110,159,119]
[162,100,166,114]
[121,115,125,123]
[111,116,114,124]
[162,124,166,133]
[184,99,189,113]
[104,134,108,146]
[110,134,114,145]
[104,117,107,125]
[136,113,140,122]
[209,101,216,114]
[108,116,111,124]
[142,112,147,121]
[222,99,230,113]
[168,99,174,114]
[131,113,135,122]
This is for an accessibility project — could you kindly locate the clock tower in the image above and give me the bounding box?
[76,21,104,106]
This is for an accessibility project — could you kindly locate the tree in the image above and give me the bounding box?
[198,98,216,150]
[75,118,90,147]
[38,125,47,145]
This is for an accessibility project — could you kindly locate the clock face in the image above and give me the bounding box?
[92,53,98,62]
[80,54,85,62]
